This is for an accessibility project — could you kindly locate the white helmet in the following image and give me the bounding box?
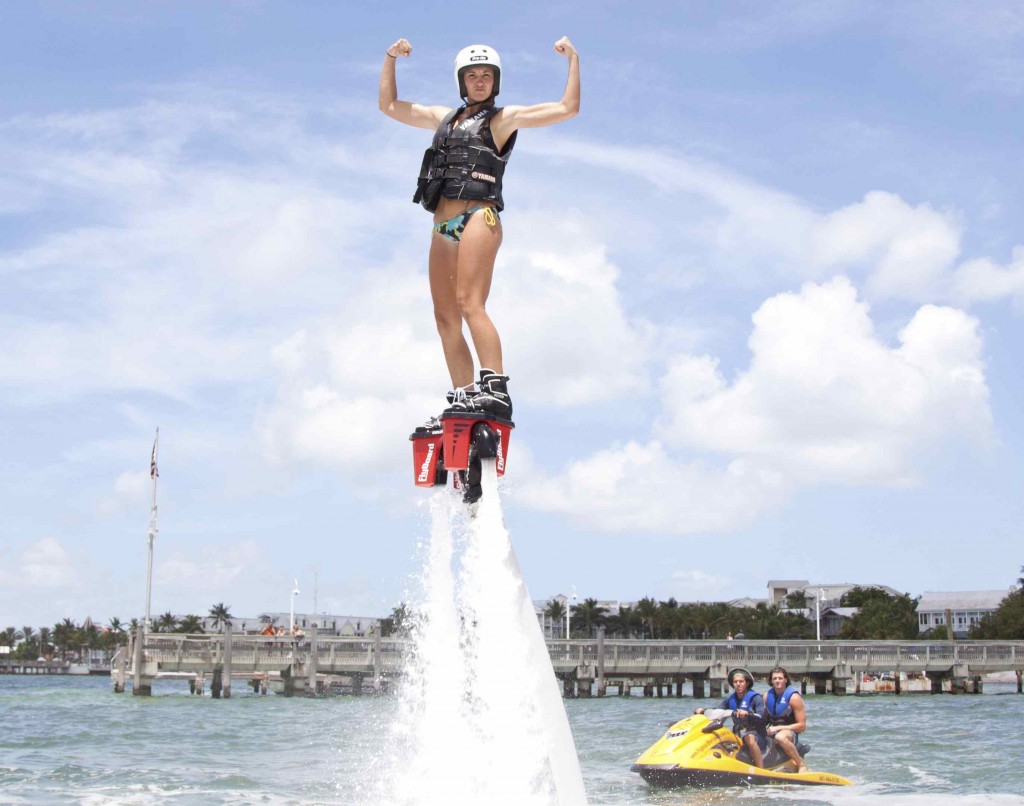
[454,44,501,100]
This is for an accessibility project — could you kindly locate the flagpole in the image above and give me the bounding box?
[144,428,159,633]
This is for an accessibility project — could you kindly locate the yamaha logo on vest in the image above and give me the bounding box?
[471,171,496,182]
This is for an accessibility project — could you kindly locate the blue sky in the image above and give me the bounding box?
[2,1,1023,628]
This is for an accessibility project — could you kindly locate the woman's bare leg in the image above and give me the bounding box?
[455,212,503,373]
[428,234,475,389]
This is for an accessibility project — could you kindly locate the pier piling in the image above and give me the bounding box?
[222,628,233,699]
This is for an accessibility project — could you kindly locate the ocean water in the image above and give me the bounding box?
[2,674,1023,804]
[3,473,1023,805]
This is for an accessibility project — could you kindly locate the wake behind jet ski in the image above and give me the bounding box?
[631,709,852,788]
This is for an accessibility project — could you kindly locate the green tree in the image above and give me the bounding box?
[38,626,52,657]
[608,604,642,638]
[969,571,1024,639]
[1,626,16,649]
[208,603,233,632]
[570,598,608,638]
[839,589,919,639]
[689,602,734,639]
[155,612,178,633]
[544,599,567,638]
[380,603,411,637]
[785,590,809,609]
[52,618,76,661]
[79,620,100,661]
[178,615,205,634]
[635,597,660,639]
[106,619,126,647]
[17,626,37,659]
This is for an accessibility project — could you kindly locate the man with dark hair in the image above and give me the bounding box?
[696,667,767,768]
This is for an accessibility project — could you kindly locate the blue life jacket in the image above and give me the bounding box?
[766,685,800,726]
[725,688,764,733]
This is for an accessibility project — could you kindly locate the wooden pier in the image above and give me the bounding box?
[113,628,1024,698]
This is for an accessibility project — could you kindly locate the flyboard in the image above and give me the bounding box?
[410,411,514,503]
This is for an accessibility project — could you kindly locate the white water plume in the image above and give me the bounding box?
[382,461,588,806]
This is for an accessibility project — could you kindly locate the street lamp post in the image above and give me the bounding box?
[290,579,300,634]
[815,587,825,660]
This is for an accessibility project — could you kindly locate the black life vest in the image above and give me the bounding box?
[765,685,799,726]
[413,105,517,213]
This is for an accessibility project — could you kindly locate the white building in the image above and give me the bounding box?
[198,612,380,636]
[767,580,902,609]
[916,590,1009,638]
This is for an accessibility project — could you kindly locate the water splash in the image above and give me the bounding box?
[383,460,587,806]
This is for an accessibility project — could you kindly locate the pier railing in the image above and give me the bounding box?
[545,639,1024,675]
[122,634,1024,680]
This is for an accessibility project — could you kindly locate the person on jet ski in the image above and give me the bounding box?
[695,667,767,768]
[765,666,809,773]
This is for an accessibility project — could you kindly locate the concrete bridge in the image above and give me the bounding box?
[113,628,1024,698]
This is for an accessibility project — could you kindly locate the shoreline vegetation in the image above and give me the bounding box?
[5,575,1023,665]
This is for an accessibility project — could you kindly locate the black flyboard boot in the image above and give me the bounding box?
[471,369,512,419]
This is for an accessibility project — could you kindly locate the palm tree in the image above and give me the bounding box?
[178,615,205,634]
[18,626,37,657]
[785,590,809,609]
[208,603,233,633]
[634,597,659,639]
[607,604,642,638]
[155,612,178,633]
[38,626,52,658]
[79,620,100,662]
[570,598,609,638]
[106,618,126,646]
[544,599,567,638]
[1,627,17,650]
[53,618,76,661]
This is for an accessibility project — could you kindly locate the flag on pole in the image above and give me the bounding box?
[150,429,159,479]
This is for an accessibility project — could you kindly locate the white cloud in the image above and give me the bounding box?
[521,441,788,535]
[0,86,1004,543]
[524,278,991,534]
[0,537,79,590]
[811,191,962,299]
[662,277,990,484]
[951,245,1024,307]
[527,140,1024,308]
[98,469,151,515]
[255,209,651,472]
[154,540,262,592]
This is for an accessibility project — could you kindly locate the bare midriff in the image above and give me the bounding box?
[432,196,498,224]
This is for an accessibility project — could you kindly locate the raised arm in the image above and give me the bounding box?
[492,36,580,141]
[378,38,451,130]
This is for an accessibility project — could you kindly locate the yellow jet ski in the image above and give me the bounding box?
[631,709,852,788]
